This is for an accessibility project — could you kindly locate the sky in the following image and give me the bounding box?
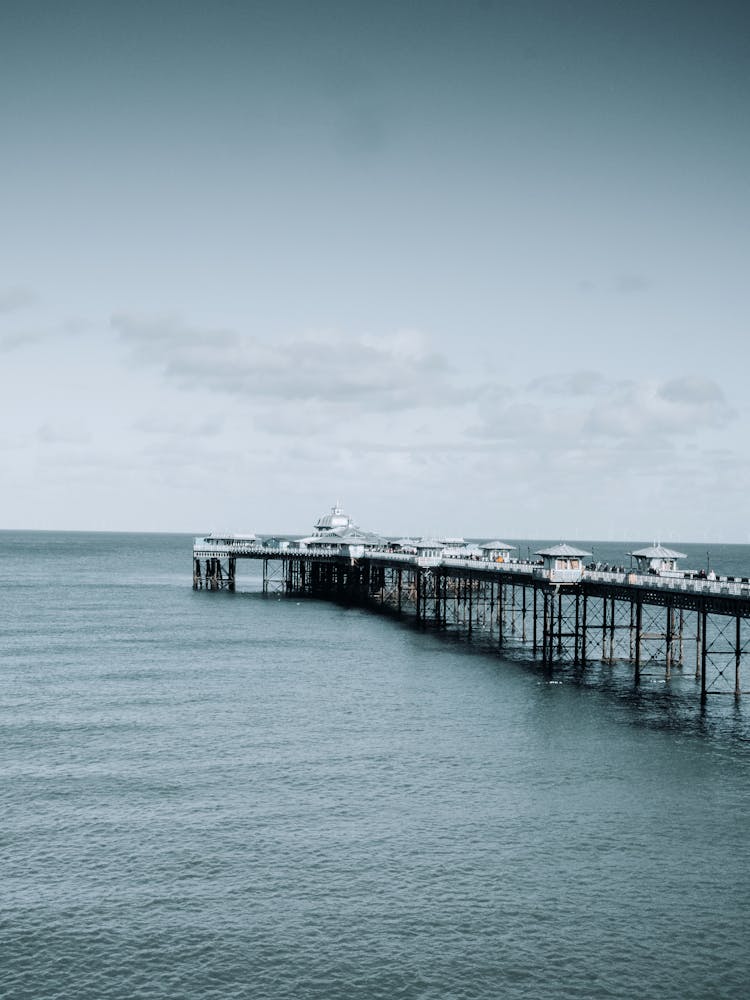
[2,0,748,541]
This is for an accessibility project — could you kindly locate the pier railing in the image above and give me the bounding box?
[584,569,750,597]
[192,538,750,599]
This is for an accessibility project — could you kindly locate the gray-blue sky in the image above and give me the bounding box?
[2,1,748,539]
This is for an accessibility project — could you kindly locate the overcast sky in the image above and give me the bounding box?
[2,0,748,541]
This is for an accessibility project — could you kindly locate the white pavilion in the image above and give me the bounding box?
[535,543,592,583]
[628,544,687,575]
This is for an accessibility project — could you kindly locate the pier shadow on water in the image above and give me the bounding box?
[293,591,750,746]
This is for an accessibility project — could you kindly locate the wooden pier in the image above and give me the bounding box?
[193,539,750,701]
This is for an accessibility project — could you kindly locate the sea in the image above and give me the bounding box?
[2,530,750,1000]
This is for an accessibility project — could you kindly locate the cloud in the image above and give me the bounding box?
[0,286,36,314]
[585,378,733,438]
[470,371,735,449]
[133,414,225,437]
[526,369,603,396]
[36,422,92,445]
[615,273,653,294]
[471,395,580,444]
[658,376,725,405]
[112,314,462,414]
[0,314,90,353]
[113,313,241,359]
[0,329,46,353]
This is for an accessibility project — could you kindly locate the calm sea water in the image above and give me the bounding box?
[2,531,750,1000]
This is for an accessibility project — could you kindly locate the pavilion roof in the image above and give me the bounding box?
[629,544,687,559]
[535,543,592,558]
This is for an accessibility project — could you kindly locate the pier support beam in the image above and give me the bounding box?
[581,592,588,665]
[736,615,742,699]
[701,608,708,703]
[634,599,642,683]
[665,604,673,679]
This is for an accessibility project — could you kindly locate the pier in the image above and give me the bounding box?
[193,510,750,701]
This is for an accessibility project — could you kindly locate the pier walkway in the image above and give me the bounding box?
[193,538,750,701]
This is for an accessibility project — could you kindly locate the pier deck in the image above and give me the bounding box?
[193,541,750,700]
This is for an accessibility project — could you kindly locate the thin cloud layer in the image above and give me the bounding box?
[526,370,604,397]
[112,314,460,414]
[474,370,734,447]
[584,378,733,438]
[658,376,725,405]
[0,329,46,353]
[0,285,36,313]
[133,414,225,438]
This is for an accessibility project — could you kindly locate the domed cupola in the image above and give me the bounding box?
[314,503,355,534]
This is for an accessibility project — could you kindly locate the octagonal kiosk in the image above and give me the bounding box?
[534,543,591,584]
[415,538,442,567]
[628,544,686,578]
[481,540,516,563]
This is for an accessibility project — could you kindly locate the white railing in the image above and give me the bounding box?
[582,570,750,597]
[192,541,750,599]
[534,567,584,583]
[193,541,269,557]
